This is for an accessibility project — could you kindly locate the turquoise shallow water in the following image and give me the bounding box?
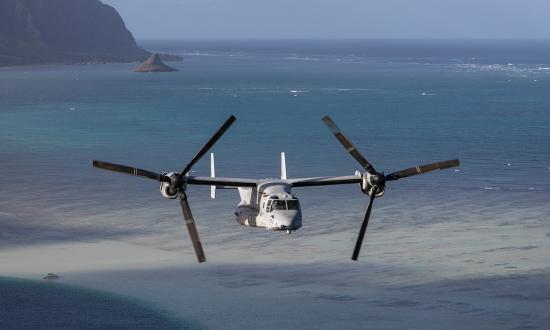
[0,40,549,244]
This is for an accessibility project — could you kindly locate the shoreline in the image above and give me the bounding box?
[0,52,182,70]
[0,61,140,70]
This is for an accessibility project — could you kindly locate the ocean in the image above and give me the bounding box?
[1,39,550,329]
[0,39,549,246]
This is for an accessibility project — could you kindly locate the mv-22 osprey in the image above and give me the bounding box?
[93,115,459,263]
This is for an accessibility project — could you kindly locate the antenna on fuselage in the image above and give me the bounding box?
[281,152,287,180]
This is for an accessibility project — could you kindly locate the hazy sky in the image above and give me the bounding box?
[102,0,550,39]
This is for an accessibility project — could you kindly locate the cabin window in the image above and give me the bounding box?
[287,200,300,210]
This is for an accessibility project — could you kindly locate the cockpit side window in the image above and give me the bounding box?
[286,200,300,210]
[266,200,273,212]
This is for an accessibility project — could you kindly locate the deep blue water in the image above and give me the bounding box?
[0,277,193,329]
[0,40,549,243]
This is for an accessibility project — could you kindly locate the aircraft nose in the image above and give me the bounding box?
[278,216,293,227]
[274,211,302,229]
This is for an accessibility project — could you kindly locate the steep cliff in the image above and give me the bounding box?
[0,0,155,66]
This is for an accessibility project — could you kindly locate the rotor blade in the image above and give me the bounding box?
[322,115,376,174]
[352,192,376,261]
[93,160,169,182]
[181,115,236,175]
[385,159,460,181]
[179,194,207,263]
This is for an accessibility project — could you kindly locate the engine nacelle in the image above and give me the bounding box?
[159,172,182,199]
[360,171,385,197]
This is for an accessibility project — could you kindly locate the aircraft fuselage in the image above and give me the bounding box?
[235,181,302,232]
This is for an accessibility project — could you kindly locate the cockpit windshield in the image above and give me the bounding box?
[272,200,287,210]
[286,200,300,210]
[266,199,301,212]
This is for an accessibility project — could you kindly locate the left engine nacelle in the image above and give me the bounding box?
[159,172,181,199]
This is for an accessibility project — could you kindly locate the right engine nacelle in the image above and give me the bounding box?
[159,172,181,199]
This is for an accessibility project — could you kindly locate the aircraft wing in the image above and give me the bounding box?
[187,176,258,187]
[288,175,361,187]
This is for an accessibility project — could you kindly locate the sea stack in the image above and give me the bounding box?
[134,53,177,72]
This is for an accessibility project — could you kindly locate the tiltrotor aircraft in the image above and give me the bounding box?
[93,115,459,263]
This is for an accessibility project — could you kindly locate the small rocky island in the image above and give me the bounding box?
[134,53,177,72]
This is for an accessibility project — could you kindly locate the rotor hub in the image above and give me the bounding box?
[170,173,186,190]
[160,172,187,198]
[368,172,386,188]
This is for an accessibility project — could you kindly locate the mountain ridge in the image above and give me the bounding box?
[0,0,179,67]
